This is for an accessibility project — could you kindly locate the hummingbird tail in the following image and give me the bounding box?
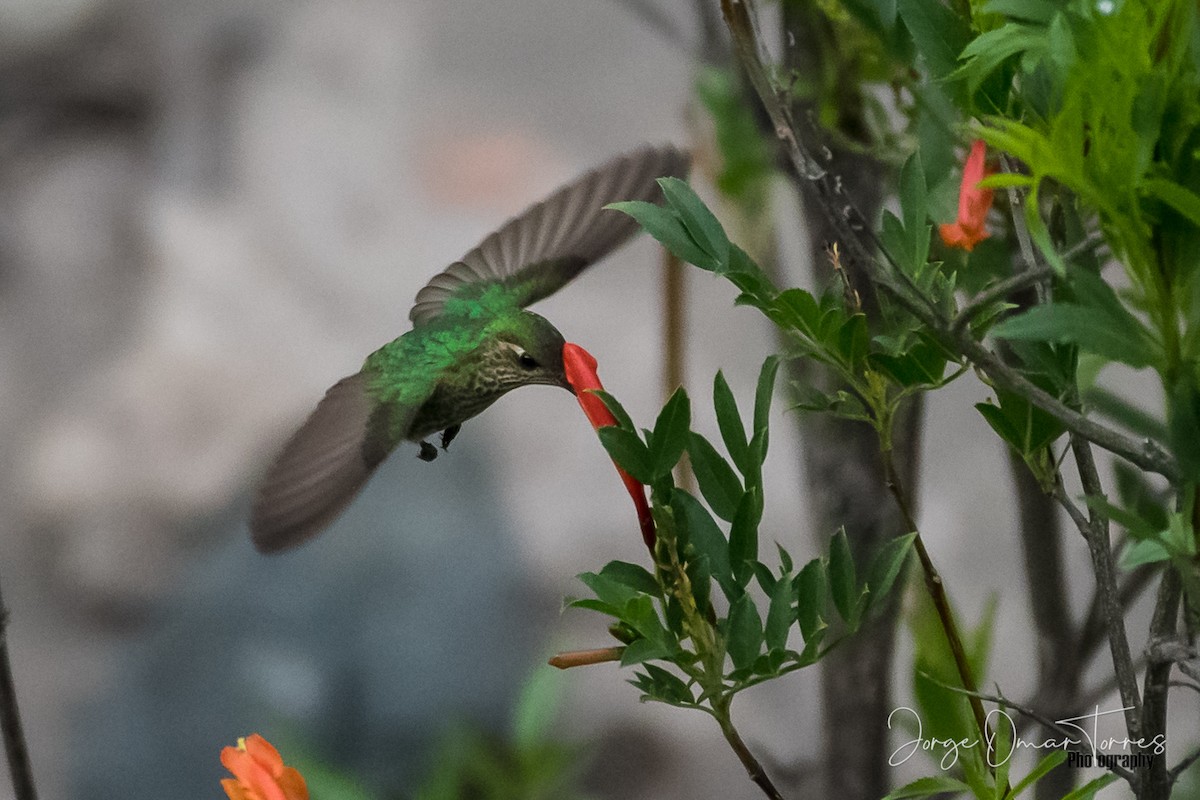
[250,372,395,552]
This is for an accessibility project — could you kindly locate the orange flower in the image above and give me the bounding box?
[562,342,656,550]
[939,139,994,251]
[220,734,308,800]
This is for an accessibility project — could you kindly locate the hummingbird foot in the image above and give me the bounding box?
[440,424,461,451]
[417,441,439,462]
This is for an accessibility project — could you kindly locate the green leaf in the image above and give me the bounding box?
[1021,180,1067,275]
[1059,773,1118,800]
[976,402,1024,451]
[729,489,763,586]
[837,314,870,369]
[1120,537,1172,568]
[578,571,640,608]
[982,0,1056,23]
[657,177,730,266]
[900,150,928,240]
[673,490,735,599]
[597,427,654,483]
[713,371,751,475]
[764,571,794,652]
[622,595,673,647]
[897,0,972,79]
[621,638,674,667]
[882,776,972,800]
[828,529,859,624]
[872,339,949,387]
[606,200,717,270]
[592,390,636,431]
[776,542,794,574]
[636,663,693,704]
[649,387,690,478]
[868,533,916,606]
[980,378,1068,456]
[794,558,827,641]
[754,356,781,435]
[1168,377,1200,482]
[687,432,744,521]
[1143,176,1200,227]
[991,303,1158,369]
[1007,751,1068,799]
[726,593,764,671]
[954,23,1046,93]
[599,560,660,596]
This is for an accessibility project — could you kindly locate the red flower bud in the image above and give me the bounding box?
[562,343,655,550]
[939,139,994,252]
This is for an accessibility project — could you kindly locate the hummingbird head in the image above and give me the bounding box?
[485,311,572,393]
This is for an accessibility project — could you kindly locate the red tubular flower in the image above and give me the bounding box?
[562,342,656,550]
[220,734,308,800]
[939,139,994,252]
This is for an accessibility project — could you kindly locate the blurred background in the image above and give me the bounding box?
[0,0,1190,798]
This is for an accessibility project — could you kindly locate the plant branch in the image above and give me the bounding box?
[880,447,996,769]
[720,0,1179,483]
[929,678,1138,785]
[951,265,1053,336]
[1140,567,1182,800]
[1055,437,1143,740]
[0,576,36,800]
[714,698,787,800]
[1169,746,1200,782]
[1078,565,1159,663]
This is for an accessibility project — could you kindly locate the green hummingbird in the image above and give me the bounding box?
[251,145,689,552]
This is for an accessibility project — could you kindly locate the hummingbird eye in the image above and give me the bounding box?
[518,352,539,370]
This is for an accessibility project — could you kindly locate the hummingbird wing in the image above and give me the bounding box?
[250,372,410,552]
[409,144,690,326]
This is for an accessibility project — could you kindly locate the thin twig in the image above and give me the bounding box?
[1078,565,1158,662]
[881,448,996,770]
[951,265,1053,336]
[1169,746,1200,782]
[1140,568,1181,800]
[924,677,1138,785]
[0,577,37,800]
[1058,437,1143,740]
[715,701,787,800]
[997,155,1049,304]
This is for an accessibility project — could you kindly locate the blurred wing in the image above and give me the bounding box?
[250,373,412,552]
[409,144,690,325]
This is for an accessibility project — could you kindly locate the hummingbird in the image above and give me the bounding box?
[251,144,689,552]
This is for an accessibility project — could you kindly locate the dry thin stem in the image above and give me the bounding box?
[1052,437,1143,744]
[1140,568,1181,800]
[880,448,996,769]
[0,577,36,800]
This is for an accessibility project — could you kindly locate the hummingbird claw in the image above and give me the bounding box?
[440,424,461,451]
[417,441,438,462]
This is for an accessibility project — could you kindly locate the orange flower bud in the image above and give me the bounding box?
[562,342,656,549]
[939,139,994,251]
[220,734,308,800]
